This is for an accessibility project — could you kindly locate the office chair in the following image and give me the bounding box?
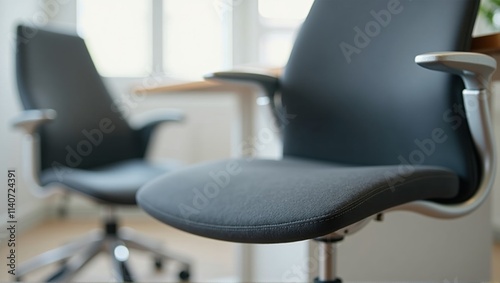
[137,0,497,281]
[12,25,191,282]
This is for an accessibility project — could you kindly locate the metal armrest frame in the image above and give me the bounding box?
[11,109,57,197]
[205,70,288,131]
[204,70,280,99]
[395,52,497,218]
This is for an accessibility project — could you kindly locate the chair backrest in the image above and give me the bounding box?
[280,0,480,203]
[16,25,142,171]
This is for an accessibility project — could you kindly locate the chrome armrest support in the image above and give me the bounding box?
[395,52,497,218]
[11,109,58,197]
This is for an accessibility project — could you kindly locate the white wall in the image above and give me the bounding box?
[0,0,59,235]
[250,203,491,282]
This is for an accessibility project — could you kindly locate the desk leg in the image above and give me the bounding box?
[234,89,258,283]
[234,89,258,157]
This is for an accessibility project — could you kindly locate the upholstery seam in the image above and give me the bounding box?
[141,174,456,232]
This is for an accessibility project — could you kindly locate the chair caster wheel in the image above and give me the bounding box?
[179,270,190,281]
[154,256,163,271]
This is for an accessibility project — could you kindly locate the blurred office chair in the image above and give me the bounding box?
[13,25,190,282]
[137,0,496,281]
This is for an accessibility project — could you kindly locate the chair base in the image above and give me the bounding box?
[15,217,191,283]
[314,278,342,283]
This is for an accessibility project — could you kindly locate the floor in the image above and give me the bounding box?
[0,217,235,282]
[494,244,500,281]
[1,217,499,282]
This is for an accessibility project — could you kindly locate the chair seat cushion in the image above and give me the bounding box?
[137,158,458,243]
[41,159,178,205]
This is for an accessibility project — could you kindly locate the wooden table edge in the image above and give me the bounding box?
[135,34,500,94]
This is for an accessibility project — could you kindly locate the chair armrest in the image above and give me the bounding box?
[204,71,280,98]
[415,52,496,90]
[11,109,57,197]
[401,52,497,218]
[11,109,57,134]
[131,109,185,155]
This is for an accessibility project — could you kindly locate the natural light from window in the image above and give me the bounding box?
[77,0,313,78]
[162,0,228,79]
[77,0,151,77]
[257,0,313,66]
[258,0,313,21]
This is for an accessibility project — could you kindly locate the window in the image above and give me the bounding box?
[258,0,313,21]
[77,0,230,78]
[163,0,228,79]
[77,0,152,77]
[77,0,312,77]
[256,0,313,66]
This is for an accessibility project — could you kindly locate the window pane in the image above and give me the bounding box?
[77,0,151,77]
[258,0,313,21]
[259,32,295,66]
[163,0,228,79]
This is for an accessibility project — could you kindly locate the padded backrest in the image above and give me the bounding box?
[16,25,142,171]
[281,0,480,203]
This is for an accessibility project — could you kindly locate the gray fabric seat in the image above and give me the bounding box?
[137,0,485,257]
[42,159,178,205]
[137,158,458,243]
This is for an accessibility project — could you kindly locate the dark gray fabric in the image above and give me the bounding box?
[280,0,479,203]
[137,158,458,243]
[15,25,180,206]
[16,25,145,170]
[42,159,178,205]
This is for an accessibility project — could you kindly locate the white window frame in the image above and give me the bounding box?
[76,0,233,80]
[231,0,311,67]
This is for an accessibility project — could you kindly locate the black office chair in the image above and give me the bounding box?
[137,0,496,282]
[12,25,190,282]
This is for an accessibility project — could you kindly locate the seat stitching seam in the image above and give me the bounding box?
[141,174,455,232]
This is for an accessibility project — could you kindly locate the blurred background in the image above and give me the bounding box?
[0,0,499,282]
